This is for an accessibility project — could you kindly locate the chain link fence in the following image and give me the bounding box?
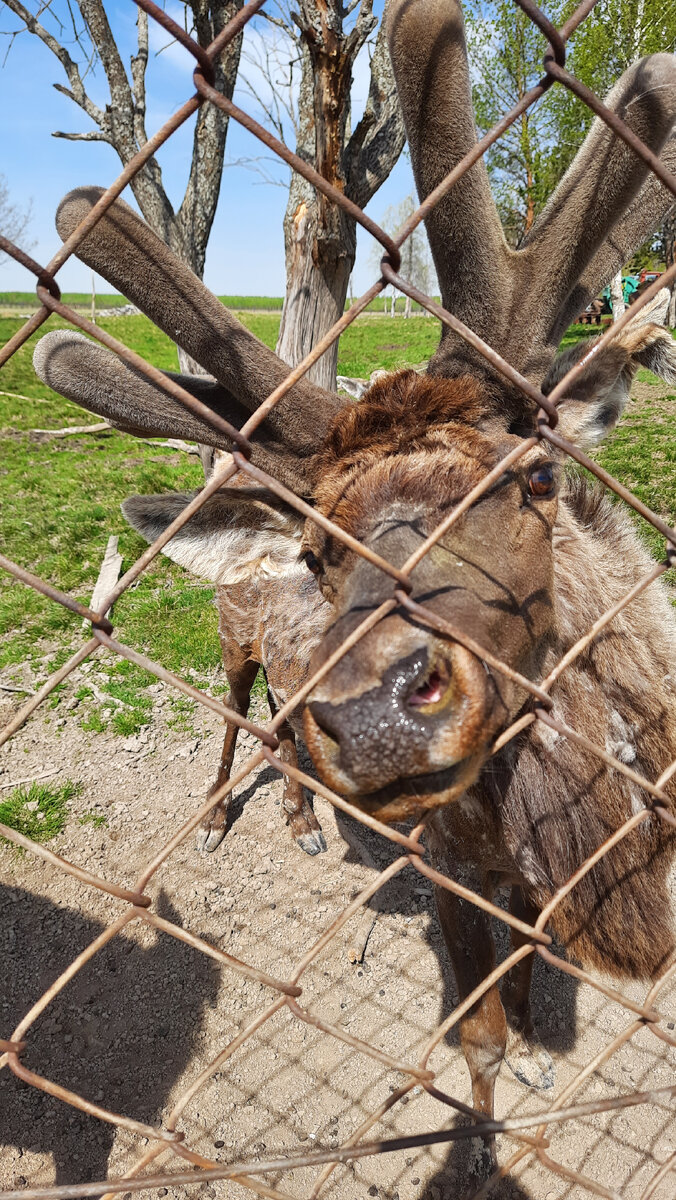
[1,0,676,1196]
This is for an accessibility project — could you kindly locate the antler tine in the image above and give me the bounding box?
[519,54,676,383]
[55,188,342,452]
[385,0,514,379]
[32,331,313,493]
[572,135,676,331]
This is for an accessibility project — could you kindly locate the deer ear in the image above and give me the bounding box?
[545,291,676,448]
[123,490,305,586]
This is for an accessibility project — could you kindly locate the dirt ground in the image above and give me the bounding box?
[1,649,676,1200]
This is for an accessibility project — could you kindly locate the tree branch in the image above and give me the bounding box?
[177,1,245,277]
[260,6,299,43]
[345,3,405,209]
[130,5,149,150]
[4,0,106,130]
[52,128,112,141]
[344,0,376,59]
[77,0,133,129]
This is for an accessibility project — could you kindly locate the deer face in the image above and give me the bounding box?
[301,372,560,821]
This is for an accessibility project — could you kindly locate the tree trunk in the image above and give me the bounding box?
[276,173,356,390]
[662,207,676,329]
[610,269,625,323]
[275,2,404,390]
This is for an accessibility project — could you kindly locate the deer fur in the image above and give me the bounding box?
[32,0,676,1175]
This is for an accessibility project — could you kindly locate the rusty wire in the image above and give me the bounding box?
[1,0,676,1197]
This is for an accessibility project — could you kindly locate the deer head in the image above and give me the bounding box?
[33,0,676,824]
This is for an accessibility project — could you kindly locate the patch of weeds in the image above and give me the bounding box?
[251,668,268,702]
[79,810,107,828]
[48,683,67,709]
[111,709,148,737]
[166,695,198,733]
[46,645,79,673]
[209,681,230,697]
[0,779,80,846]
[80,709,108,733]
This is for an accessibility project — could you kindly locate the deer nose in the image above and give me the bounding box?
[305,643,488,797]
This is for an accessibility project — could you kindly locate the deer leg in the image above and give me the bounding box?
[196,652,259,853]
[267,687,326,856]
[434,883,506,1177]
[501,886,554,1090]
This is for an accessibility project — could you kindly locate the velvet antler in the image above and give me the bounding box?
[33,188,345,492]
[386,0,676,389]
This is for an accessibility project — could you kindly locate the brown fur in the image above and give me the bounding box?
[300,362,676,1168]
[307,374,676,979]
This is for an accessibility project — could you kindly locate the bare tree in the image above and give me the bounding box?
[2,0,245,281]
[0,173,34,264]
[243,1,405,389]
[370,194,437,316]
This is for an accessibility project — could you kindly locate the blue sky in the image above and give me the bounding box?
[0,0,416,297]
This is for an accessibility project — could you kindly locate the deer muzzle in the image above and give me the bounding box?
[304,636,497,823]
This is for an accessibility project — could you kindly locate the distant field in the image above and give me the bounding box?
[0,292,435,314]
[0,292,131,308]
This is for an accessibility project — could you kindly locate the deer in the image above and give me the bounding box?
[31,0,676,1176]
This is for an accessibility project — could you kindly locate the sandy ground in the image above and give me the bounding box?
[1,651,675,1200]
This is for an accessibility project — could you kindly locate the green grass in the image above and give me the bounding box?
[0,779,79,845]
[0,312,216,726]
[0,311,674,733]
[79,810,107,828]
[0,293,434,315]
[0,292,130,308]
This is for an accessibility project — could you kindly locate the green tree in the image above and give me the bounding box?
[463,0,676,247]
[464,0,563,245]
[546,0,676,187]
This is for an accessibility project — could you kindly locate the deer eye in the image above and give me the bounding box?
[527,463,556,498]
[303,550,322,576]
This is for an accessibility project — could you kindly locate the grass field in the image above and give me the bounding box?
[0,292,434,315]
[0,309,674,738]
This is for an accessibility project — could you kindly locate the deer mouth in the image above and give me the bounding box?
[406,656,454,713]
[344,754,488,823]
[303,641,496,820]
[303,699,489,824]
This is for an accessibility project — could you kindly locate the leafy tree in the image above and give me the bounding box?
[464,0,563,245]
[463,0,676,247]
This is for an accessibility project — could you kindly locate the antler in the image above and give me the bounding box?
[520,57,676,380]
[386,0,514,381]
[33,188,343,485]
[386,0,676,388]
[33,331,312,494]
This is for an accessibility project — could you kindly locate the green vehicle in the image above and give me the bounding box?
[601,275,640,311]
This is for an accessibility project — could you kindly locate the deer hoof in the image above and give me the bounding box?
[505,1028,554,1090]
[196,824,227,853]
[295,829,327,856]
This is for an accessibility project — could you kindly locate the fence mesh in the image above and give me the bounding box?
[1,0,676,1196]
